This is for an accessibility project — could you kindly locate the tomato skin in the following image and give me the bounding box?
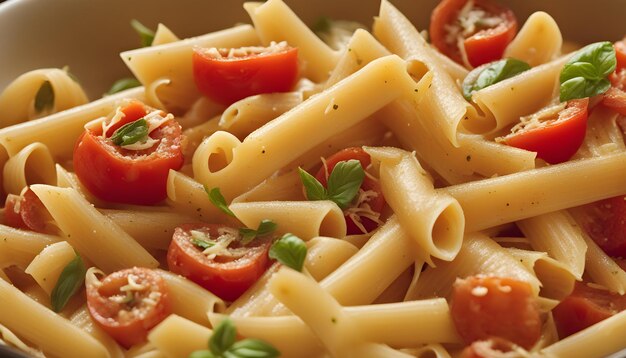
[503,98,589,164]
[553,282,626,338]
[192,46,299,106]
[450,276,541,350]
[578,195,626,258]
[73,103,184,205]
[86,267,171,349]
[314,147,386,235]
[167,223,271,301]
[430,0,517,67]
[4,189,49,233]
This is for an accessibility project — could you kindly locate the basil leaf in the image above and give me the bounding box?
[326,160,365,209]
[462,59,531,100]
[51,253,86,312]
[131,19,155,47]
[560,41,616,101]
[227,339,280,358]
[210,319,237,356]
[34,80,55,114]
[269,233,307,272]
[239,219,277,245]
[205,187,236,217]
[107,77,141,95]
[110,118,149,146]
[188,350,216,358]
[298,168,328,201]
[192,238,215,250]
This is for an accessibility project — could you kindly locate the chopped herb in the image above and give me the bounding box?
[131,19,155,47]
[51,253,86,312]
[192,237,215,250]
[298,159,364,209]
[311,16,332,35]
[189,319,280,358]
[462,58,531,100]
[34,80,54,114]
[110,118,149,146]
[269,233,307,272]
[107,77,141,95]
[560,41,616,101]
[239,219,277,245]
[205,187,236,217]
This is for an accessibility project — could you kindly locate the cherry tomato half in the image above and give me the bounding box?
[167,223,271,301]
[192,43,299,105]
[313,147,386,235]
[73,101,184,205]
[553,281,626,338]
[576,195,626,258]
[501,98,589,164]
[450,276,541,350]
[430,0,517,68]
[86,267,171,349]
[4,188,50,233]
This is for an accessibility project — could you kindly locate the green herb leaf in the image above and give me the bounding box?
[188,350,215,358]
[560,41,616,101]
[205,187,236,217]
[192,238,215,250]
[239,219,277,245]
[209,319,237,356]
[298,168,328,201]
[228,339,281,358]
[462,58,531,100]
[34,80,55,114]
[131,19,155,47]
[51,253,86,312]
[312,16,332,35]
[269,233,307,272]
[107,77,141,95]
[110,118,149,146]
[326,159,365,209]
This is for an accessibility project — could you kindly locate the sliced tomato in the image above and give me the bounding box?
[577,195,626,258]
[313,147,385,235]
[167,223,271,301]
[3,188,50,233]
[192,43,299,105]
[460,337,520,358]
[450,276,541,350]
[501,98,589,164]
[430,0,517,67]
[615,37,626,72]
[73,101,184,205]
[553,281,626,338]
[86,267,171,349]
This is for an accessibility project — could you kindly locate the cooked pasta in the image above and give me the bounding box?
[1,0,626,357]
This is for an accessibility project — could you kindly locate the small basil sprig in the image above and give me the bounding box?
[298,159,364,209]
[34,80,55,114]
[269,233,307,272]
[189,319,280,358]
[560,41,616,102]
[131,19,155,47]
[239,219,277,245]
[110,118,149,146]
[462,58,531,100]
[51,253,86,312]
[107,77,141,95]
[205,187,236,217]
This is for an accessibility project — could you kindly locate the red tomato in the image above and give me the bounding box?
[501,98,589,164]
[313,147,386,235]
[430,0,517,67]
[450,276,541,350]
[73,101,184,205]
[577,195,626,258]
[4,188,50,233]
[460,337,519,358]
[167,223,271,301]
[615,37,626,72]
[86,267,171,349]
[603,68,626,115]
[192,44,299,105]
[553,281,626,338]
